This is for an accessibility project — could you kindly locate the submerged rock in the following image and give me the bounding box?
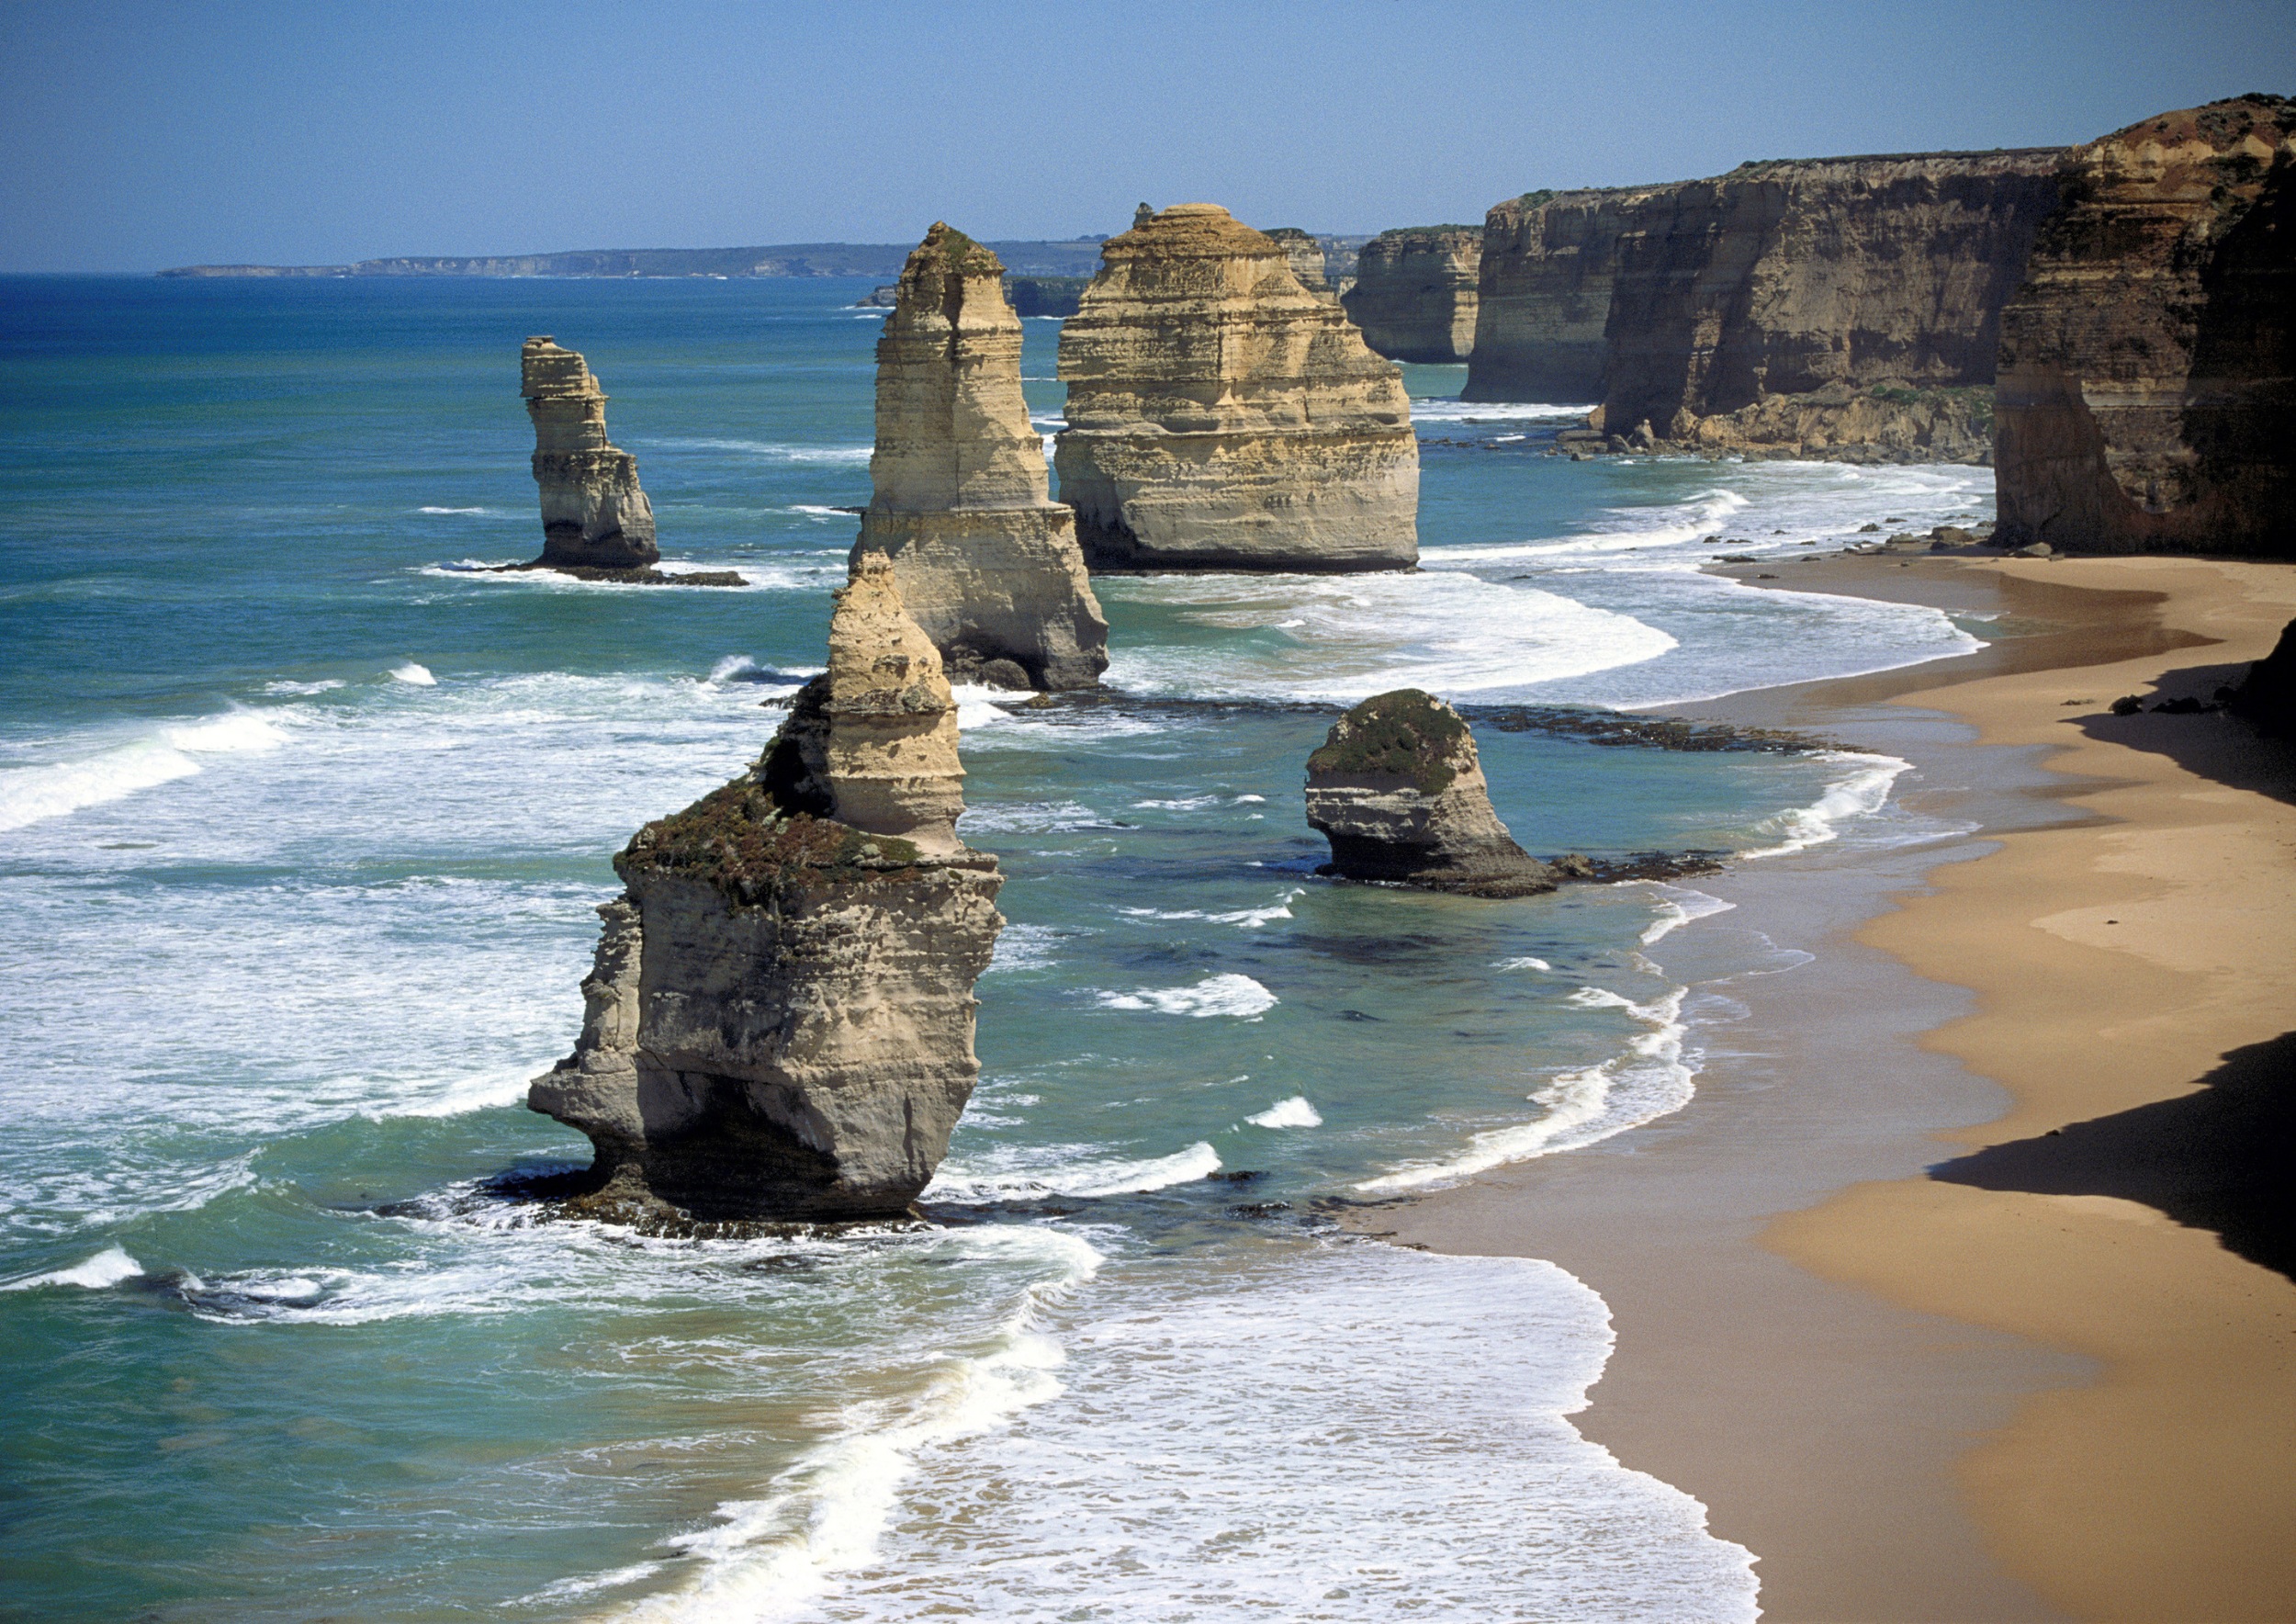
[854,224,1109,690]
[1995,96,2296,557]
[530,555,1004,1222]
[1054,204,1419,572]
[1304,690,1556,897]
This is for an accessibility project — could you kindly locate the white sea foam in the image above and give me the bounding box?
[1117,887,1302,930]
[1742,752,1911,858]
[2,1245,142,1291]
[1245,1096,1322,1129]
[1360,985,1693,1192]
[390,661,437,686]
[1408,399,1597,422]
[984,922,1068,975]
[510,1562,665,1606]
[1641,885,1737,944]
[263,679,345,695]
[957,800,1120,835]
[417,505,490,514]
[651,437,874,465]
[0,710,290,833]
[1096,974,1277,1019]
[924,1142,1223,1203]
[1497,954,1553,972]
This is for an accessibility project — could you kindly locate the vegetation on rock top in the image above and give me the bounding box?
[1307,688,1469,794]
[619,775,921,905]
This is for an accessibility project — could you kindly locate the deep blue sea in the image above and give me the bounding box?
[0,275,1998,1621]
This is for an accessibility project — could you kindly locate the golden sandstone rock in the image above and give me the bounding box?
[855,224,1108,689]
[530,556,1002,1222]
[1054,204,1419,572]
[521,336,659,569]
[1345,227,1482,364]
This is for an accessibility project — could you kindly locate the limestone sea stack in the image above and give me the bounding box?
[529,555,1004,1222]
[523,337,659,570]
[1995,96,2296,557]
[854,224,1109,690]
[1054,204,1420,572]
[1304,689,1555,897]
[1343,227,1482,363]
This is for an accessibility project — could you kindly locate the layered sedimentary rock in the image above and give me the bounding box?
[1054,204,1419,571]
[1344,227,1481,363]
[530,555,1003,1221]
[1995,96,2296,557]
[1264,228,1336,297]
[1465,153,2065,460]
[523,337,659,569]
[1304,689,1554,897]
[854,224,1108,689]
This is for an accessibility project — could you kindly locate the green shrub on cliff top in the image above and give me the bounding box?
[1307,689,1468,794]
[620,778,920,903]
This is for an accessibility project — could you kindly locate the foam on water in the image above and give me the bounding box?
[924,1142,1224,1203]
[2,1245,142,1291]
[1642,885,1738,944]
[1743,752,1913,858]
[1245,1096,1322,1129]
[389,661,437,685]
[1096,973,1277,1019]
[0,709,290,832]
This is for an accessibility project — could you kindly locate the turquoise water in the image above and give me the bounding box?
[0,277,1991,1621]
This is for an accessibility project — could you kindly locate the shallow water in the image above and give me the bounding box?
[0,277,1988,1620]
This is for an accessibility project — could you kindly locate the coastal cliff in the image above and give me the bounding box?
[1995,96,2296,556]
[1305,690,1555,897]
[522,337,659,569]
[1464,152,2065,460]
[529,556,1003,1222]
[1343,227,1481,363]
[1054,204,1419,571]
[854,224,1109,690]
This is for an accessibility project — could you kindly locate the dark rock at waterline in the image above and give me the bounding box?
[2228,618,2296,738]
[486,560,746,587]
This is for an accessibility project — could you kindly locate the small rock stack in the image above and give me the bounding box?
[530,555,1004,1222]
[855,223,1109,691]
[1304,689,1556,897]
[522,337,659,570]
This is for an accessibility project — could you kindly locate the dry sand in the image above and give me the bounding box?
[1351,553,2296,1620]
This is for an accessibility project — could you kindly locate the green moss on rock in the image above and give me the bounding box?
[1306,688,1469,794]
[618,775,921,904]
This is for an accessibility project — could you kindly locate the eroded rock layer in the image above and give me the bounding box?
[1304,689,1555,897]
[1344,228,1481,363]
[1054,204,1419,572]
[1995,96,2296,557]
[1464,152,2065,459]
[523,337,659,569]
[854,224,1108,690]
[530,556,1003,1222]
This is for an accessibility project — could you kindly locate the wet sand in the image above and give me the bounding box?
[1348,554,2296,1620]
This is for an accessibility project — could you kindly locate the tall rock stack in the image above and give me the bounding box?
[530,554,1004,1222]
[855,224,1109,690]
[1304,690,1555,897]
[1464,188,1638,401]
[1344,227,1483,363]
[1995,96,2296,558]
[1054,204,1420,572]
[522,337,660,570]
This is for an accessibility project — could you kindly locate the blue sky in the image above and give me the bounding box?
[2,0,2289,271]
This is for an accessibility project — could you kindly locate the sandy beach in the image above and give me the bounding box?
[1349,553,2296,1620]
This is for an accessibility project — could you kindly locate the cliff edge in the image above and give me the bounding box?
[1344,227,1482,364]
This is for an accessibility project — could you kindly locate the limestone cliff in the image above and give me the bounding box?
[523,337,660,569]
[1464,152,2065,460]
[1264,228,1336,298]
[530,556,1003,1222]
[853,223,1109,690]
[1343,227,1481,363]
[1995,96,2296,557]
[1304,690,1554,897]
[1054,204,1419,571]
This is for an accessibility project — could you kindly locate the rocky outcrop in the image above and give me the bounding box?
[1304,689,1555,897]
[1264,228,1336,297]
[523,337,659,569]
[2228,617,2296,737]
[853,224,1109,690]
[530,555,1003,1222]
[1464,152,2065,461]
[1054,204,1419,571]
[1463,188,1641,402]
[1995,96,2296,557]
[1344,227,1481,363]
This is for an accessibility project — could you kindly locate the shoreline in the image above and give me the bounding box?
[1347,553,2296,1619]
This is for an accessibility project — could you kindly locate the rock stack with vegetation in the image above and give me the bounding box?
[529,555,1004,1222]
[1304,689,1556,897]
[1055,204,1420,572]
[854,223,1109,690]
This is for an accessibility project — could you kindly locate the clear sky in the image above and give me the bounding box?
[3,0,2290,271]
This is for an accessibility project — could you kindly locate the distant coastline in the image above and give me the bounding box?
[155,239,1114,280]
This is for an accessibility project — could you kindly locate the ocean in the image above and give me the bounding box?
[0,276,1997,1620]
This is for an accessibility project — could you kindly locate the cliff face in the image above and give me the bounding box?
[522,337,659,569]
[1463,190,1633,400]
[1054,204,1419,572]
[1343,227,1482,363]
[1304,690,1555,897]
[530,556,1003,1222]
[1462,153,2065,459]
[854,224,1109,690]
[1995,96,2296,557]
